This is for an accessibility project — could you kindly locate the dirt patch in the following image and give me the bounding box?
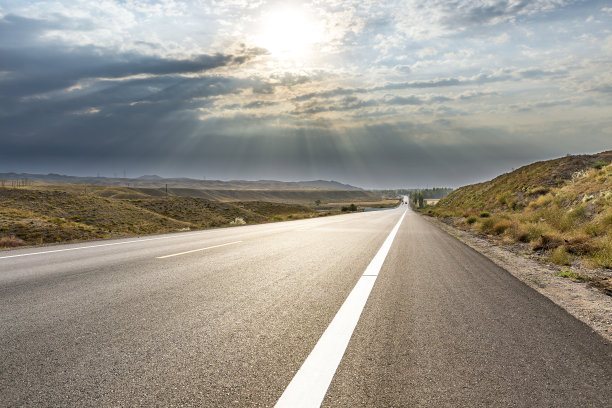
[423,215,612,343]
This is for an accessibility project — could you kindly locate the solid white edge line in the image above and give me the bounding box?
[156,241,242,259]
[275,209,407,408]
[0,235,193,260]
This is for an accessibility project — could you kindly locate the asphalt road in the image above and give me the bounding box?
[1,204,610,407]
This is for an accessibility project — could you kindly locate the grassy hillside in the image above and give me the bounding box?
[426,151,612,269]
[0,187,321,247]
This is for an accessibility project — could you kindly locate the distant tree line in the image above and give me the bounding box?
[376,187,453,200]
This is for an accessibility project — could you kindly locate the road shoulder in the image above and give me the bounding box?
[422,215,612,343]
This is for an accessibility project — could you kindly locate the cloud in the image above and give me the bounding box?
[0,14,94,47]
[439,0,570,29]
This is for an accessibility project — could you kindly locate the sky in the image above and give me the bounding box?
[0,0,611,189]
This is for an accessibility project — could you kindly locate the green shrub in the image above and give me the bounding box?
[508,223,530,242]
[479,212,490,218]
[479,218,495,233]
[497,193,511,205]
[592,161,608,170]
[466,216,477,225]
[551,246,572,265]
[591,241,612,268]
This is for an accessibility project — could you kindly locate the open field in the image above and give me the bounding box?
[323,199,400,209]
[0,183,377,248]
[421,151,612,294]
[6,183,381,204]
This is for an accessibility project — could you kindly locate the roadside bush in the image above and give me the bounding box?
[551,246,572,265]
[591,241,612,268]
[479,218,496,233]
[466,216,477,225]
[526,224,546,242]
[532,233,563,251]
[341,203,358,212]
[565,234,598,255]
[492,220,512,234]
[0,235,26,247]
[479,212,490,218]
[507,223,530,242]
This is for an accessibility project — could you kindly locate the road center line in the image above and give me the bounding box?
[275,209,407,408]
[156,241,242,259]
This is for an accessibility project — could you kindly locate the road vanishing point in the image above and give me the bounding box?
[1,203,611,407]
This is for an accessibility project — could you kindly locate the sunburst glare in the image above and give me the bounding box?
[255,7,324,63]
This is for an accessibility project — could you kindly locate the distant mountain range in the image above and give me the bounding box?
[0,172,363,191]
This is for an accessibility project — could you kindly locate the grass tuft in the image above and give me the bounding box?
[551,246,572,265]
[0,235,26,248]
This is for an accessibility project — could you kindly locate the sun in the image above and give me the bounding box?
[256,7,323,61]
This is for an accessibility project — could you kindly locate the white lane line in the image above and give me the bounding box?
[0,234,210,260]
[156,241,242,259]
[275,209,407,408]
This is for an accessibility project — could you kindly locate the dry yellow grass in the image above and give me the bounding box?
[0,186,329,247]
[425,151,612,269]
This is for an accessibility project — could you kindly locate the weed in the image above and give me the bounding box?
[554,268,589,281]
[466,216,477,224]
[479,212,490,218]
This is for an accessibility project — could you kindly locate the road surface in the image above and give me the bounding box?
[1,203,610,407]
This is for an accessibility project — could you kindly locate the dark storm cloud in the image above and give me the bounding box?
[0,14,264,102]
[0,47,259,99]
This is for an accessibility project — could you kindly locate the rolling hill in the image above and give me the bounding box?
[426,151,612,270]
